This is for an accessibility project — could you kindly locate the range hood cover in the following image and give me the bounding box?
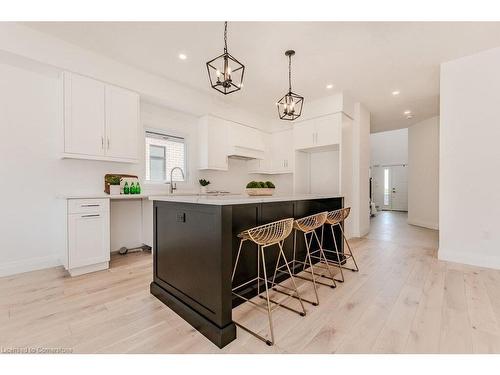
[228,146,264,160]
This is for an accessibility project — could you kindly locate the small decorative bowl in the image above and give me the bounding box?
[245,188,275,196]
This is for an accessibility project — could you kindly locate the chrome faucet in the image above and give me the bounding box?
[167,167,185,194]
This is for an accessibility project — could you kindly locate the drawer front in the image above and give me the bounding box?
[68,198,109,214]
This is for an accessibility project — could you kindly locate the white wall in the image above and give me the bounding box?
[439,46,500,269]
[408,116,439,230]
[370,128,408,166]
[351,103,371,237]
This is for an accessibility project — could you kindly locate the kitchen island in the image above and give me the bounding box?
[149,194,344,348]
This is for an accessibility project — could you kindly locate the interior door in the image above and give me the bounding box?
[390,165,408,211]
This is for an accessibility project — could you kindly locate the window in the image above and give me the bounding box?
[145,131,186,182]
[383,168,390,206]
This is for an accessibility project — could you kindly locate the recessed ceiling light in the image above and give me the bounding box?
[404,110,412,115]
[392,90,400,96]
[326,84,334,89]
[178,53,187,60]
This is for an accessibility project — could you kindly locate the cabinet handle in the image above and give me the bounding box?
[81,204,100,207]
[101,136,104,149]
[81,214,100,218]
[107,138,110,149]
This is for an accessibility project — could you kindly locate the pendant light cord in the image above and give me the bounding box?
[224,21,228,53]
[288,54,292,93]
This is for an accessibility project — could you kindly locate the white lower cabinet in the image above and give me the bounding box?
[67,199,110,276]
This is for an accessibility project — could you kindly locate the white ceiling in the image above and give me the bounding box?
[24,22,500,132]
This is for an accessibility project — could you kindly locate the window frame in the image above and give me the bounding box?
[144,128,188,184]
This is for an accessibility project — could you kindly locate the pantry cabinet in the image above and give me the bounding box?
[63,72,139,163]
[67,199,110,276]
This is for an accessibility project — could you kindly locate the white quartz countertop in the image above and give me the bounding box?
[148,194,342,205]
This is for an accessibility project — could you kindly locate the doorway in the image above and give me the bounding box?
[372,164,408,211]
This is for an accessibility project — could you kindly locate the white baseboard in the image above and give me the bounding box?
[438,248,500,270]
[0,255,61,277]
[408,218,439,230]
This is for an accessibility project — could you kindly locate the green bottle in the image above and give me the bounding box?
[124,181,130,194]
[130,182,136,194]
[136,182,141,195]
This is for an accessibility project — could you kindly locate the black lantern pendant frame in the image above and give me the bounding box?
[206,22,245,95]
[277,50,304,121]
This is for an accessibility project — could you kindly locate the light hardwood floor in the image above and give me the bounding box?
[2,211,500,353]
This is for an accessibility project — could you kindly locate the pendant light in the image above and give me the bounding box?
[276,50,304,121]
[206,22,245,95]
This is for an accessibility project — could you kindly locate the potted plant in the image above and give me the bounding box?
[105,175,122,195]
[199,179,210,194]
[245,181,276,196]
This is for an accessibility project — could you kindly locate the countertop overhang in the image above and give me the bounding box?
[148,194,343,205]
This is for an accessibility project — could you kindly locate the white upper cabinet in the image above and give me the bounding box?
[315,113,341,147]
[229,123,265,152]
[64,72,106,157]
[248,129,293,174]
[271,130,293,173]
[63,72,139,163]
[105,85,139,161]
[198,115,229,170]
[293,113,341,151]
[293,121,315,150]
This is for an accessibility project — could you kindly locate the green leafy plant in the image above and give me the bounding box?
[265,181,275,188]
[246,181,276,189]
[199,179,211,187]
[105,175,121,185]
[246,181,260,188]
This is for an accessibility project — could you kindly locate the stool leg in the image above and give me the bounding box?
[278,241,307,316]
[260,245,275,346]
[271,247,282,286]
[257,244,261,295]
[232,239,245,282]
[304,238,320,305]
[313,230,337,288]
[339,224,359,272]
[330,224,345,282]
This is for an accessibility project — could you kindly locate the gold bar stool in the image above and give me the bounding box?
[323,207,360,283]
[272,212,337,307]
[232,218,306,346]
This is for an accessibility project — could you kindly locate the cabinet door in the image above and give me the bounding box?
[105,85,139,160]
[293,120,315,150]
[68,212,110,269]
[272,130,293,172]
[315,113,341,147]
[64,72,105,156]
[198,116,229,170]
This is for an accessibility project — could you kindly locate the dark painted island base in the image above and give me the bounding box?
[150,282,236,348]
[150,197,343,348]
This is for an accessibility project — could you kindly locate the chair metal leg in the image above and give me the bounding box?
[232,239,245,282]
[339,224,359,272]
[304,238,320,305]
[278,241,307,315]
[330,224,345,282]
[313,230,337,288]
[260,245,275,346]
